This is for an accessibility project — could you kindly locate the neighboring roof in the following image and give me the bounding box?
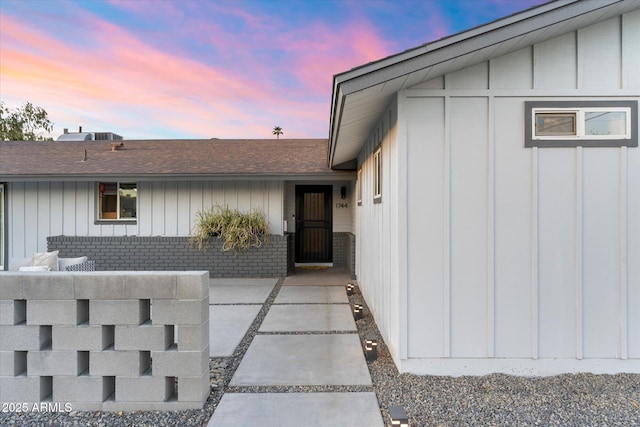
[0,139,350,181]
[57,132,94,141]
[328,0,640,168]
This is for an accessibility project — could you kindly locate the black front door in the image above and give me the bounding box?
[295,185,332,263]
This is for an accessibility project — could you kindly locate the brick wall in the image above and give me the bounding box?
[0,271,209,411]
[48,235,289,278]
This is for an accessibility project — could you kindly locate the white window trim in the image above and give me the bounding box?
[373,147,382,203]
[96,181,138,223]
[532,107,631,140]
[524,101,638,148]
[356,168,362,206]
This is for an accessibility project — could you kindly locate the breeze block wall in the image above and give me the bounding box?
[47,235,288,278]
[0,271,210,412]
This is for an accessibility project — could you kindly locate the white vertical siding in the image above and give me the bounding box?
[494,98,533,358]
[6,180,284,258]
[355,99,402,363]
[449,97,490,357]
[361,12,640,375]
[406,97,445,357]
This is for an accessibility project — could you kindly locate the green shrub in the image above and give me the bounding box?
[190,205,270,253]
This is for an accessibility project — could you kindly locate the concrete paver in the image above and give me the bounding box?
[229,334,371,386]
[210,284,275,304]
[208,392,384,427]
[259,304,356,332]
[209,305,261,357]
[207,274,382,426]
[274,285,349,304]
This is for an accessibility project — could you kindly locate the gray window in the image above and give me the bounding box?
[525,101,637,147]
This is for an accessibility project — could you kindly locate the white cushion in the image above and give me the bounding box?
[19,266,51,272]
[30,251,59,271]
[9,257,31,271]
[58,256,88,270]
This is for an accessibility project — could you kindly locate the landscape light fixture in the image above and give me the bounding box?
[346,283,355,296]
[365,336,378,361]
[353,304,363,320]
[389,406,409,427]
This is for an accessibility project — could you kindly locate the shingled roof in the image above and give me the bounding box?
[0,139,346,180]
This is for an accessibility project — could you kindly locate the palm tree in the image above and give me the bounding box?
[272,126,283,139]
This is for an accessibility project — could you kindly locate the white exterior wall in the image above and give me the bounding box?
[358,13,640,375]
[355,100,404,363]
[6,180,284,258]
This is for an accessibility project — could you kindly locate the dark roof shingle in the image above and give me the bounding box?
[0,139,339,178]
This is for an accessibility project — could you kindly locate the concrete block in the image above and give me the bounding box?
[75,275,126,299]
[153,348,208,377]
[90,300,150,325]
[126,273,176,299]
[0,275,23,299]
[176,321,208,351]
[28,350,79,376]
[177,375,209,403]
[90,350,149,376]
[0,300,26,325]
[114,324,173,351]
[52,325,106,351]
[0,351,27,375]
[0,376,49,401]
[27,300,78,325]
[24,275,74,299]
[116,376,174,402]
[0,325,44,351]
[152,297,208,325]
[53,376,105,402]
[176,273,209,299]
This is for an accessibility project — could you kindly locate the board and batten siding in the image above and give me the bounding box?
[7,180,283,258]
[355,98,404,363]
[357,12,640,375]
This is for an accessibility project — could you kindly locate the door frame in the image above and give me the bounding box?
[294,185,333,264]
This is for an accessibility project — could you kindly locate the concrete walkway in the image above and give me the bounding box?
[207,271,384,427]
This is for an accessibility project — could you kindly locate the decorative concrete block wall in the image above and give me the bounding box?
[0,271,209,411]
[47,235,288,278]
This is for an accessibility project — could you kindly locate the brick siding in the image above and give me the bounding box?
[48,235,290,278]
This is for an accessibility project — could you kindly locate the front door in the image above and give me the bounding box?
[295,185,332,263]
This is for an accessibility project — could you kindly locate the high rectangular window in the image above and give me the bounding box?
[525,101,637,147]
[373,147,382,203]
[98,182,137,221]
[356,169,362,206]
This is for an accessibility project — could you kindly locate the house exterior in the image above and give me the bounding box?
[2,0,638,377]
[0,139,355,277]
[329,0,640,375]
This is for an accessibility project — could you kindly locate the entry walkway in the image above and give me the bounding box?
[207,270,384,427]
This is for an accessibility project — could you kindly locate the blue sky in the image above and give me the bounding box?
[0,0,549,139]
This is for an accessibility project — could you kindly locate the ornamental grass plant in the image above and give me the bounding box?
[190,205,270,253]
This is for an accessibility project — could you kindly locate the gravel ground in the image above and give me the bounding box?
[2,279,638,426]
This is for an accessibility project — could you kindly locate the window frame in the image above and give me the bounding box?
[96,181,138,224]
[524,101,637,148]
[373,146,382,203]
[356,168,362,206]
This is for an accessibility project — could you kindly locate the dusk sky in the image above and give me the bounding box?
[1,0,549,140]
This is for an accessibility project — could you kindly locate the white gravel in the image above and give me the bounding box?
[2,280,638,426]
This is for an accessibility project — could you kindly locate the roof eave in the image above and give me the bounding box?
[328,0,638,168]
